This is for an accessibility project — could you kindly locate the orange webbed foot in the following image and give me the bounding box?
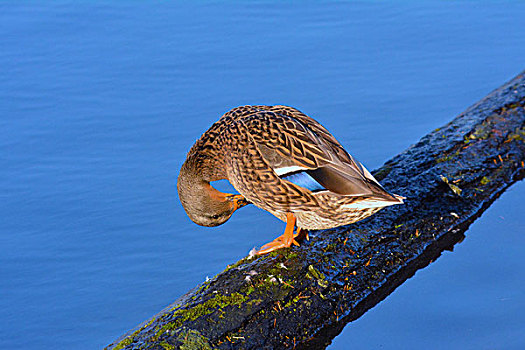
[256,239,288,255]
[256,213,301,255]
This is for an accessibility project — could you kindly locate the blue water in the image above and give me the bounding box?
[1,2,524,349]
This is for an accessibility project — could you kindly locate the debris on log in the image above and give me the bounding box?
[107,71,525,350]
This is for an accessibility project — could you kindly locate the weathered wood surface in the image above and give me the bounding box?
[107,72,525,350]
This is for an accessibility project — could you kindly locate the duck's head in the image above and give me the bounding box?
[177,168,248,227]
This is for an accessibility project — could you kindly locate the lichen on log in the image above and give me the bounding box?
[107,71,525,350]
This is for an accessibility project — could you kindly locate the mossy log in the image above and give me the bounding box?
[107,72,525,350]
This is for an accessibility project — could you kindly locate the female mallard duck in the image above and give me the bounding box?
[177,105,403,255]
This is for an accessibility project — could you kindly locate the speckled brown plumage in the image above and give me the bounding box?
[177,105,403,248]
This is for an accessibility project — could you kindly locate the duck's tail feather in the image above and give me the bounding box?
[340,195,404,210]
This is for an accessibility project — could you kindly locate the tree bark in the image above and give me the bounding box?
[107,71,525,350]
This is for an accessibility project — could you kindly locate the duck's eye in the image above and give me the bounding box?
[211,214,221,220]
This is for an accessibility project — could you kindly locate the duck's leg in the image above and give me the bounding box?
[256,213,299,255]
[296,227,309,241]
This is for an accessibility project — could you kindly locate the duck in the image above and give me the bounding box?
[177,105,403,255]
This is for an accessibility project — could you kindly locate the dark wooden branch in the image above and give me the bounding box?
[107,72,525,350]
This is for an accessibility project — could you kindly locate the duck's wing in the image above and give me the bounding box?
[238,106,401,202]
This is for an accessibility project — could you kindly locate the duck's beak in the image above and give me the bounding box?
[227,194,250,211]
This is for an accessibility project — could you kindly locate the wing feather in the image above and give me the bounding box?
[231,106,398,201]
